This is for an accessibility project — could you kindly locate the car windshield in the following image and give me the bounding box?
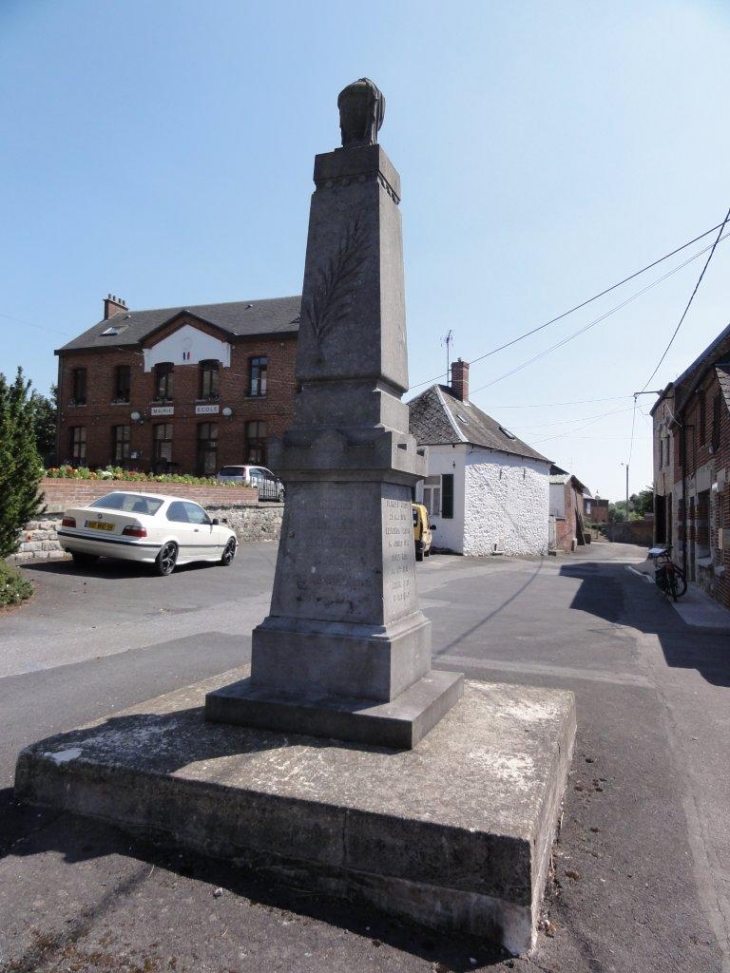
[90,493,164,515]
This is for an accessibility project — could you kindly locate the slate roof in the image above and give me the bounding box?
[651,320,730,418]
[57,296,302,353]
[408,385,550,464]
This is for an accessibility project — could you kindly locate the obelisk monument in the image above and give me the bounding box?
[206,79,463,747]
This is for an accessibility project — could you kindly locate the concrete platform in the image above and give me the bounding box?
[14,667,576,956]
[205,669,464,749]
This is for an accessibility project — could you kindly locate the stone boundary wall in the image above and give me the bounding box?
[15,480,284,561]
[598,520,653,546]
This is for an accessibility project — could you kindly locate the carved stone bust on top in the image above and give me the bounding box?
[337,77,385,148]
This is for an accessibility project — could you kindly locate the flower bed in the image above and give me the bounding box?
[44,465,231,486]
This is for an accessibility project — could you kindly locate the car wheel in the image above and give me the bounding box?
[71,552,98,567]
[220,537,237,566]
[415,543,424,562]
[156,541,178,576]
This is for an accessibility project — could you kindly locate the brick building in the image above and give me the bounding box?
[548,465,591,552]
[651,322,730,609]
[56,294,300,476]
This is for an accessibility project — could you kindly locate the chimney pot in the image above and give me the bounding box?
[103,293,130,320]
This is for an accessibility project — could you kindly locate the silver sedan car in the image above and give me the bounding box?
[57,491,237,576]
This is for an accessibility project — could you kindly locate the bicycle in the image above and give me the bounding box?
[648,545,687,601]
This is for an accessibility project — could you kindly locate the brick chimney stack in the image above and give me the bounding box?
[103,294,128,320]
[451,358,470,402]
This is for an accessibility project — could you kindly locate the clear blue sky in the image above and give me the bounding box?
[2,0,730,502]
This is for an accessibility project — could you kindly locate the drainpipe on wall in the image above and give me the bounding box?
[55,356,63,468]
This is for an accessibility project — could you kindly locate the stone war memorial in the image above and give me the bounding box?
[15,79,576,956]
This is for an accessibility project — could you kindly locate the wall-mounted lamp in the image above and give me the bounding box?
[222,406,233,420]
[130,411,144,424]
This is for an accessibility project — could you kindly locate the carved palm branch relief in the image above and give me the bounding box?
[303,218,370,353]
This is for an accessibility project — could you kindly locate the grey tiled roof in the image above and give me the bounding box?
[408,385,550,464]
[57,296,302,353]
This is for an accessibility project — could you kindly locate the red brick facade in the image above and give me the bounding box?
[653,322,730,610]
[57,305,299,476]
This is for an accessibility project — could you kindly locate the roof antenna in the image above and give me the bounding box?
[441,330,453,384]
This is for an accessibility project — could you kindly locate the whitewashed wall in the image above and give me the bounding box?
[464,449,550,556]
[417,446,467,553]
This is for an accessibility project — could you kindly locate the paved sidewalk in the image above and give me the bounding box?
[627,556,730,629]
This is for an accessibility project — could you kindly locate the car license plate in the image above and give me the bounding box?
[86,520,115,531]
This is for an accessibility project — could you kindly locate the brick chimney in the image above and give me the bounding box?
[103,293,128,319]
[450,358,470,402]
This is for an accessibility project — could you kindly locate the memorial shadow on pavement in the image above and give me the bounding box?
[4,708,511,970]
[559,562,730,688]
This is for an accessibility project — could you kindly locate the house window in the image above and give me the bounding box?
[423,475,442,517]
[112,425,130,464]
[197,422,218,476]
[154,362,174,401]
[423,474,454,519]
[153,423,173,472]
[70,426,86,465]
[712,393,722,453]
[113,365,131,403]
[248,357,268,397]
[245,421,267,463]
[71,368,87,405]
[199,360,219,400]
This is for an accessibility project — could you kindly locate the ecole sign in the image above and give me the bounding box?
[195,404,220,415]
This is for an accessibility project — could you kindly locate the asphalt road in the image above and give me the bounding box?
[1,541,729,972]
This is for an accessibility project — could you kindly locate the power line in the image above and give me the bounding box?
[410,218,729,391]
[516,403,637,430]
[0,312,73,338]
[487,394,632,409]
[640,205,730,392]
[469,231,730,395]
[529,405,638,444]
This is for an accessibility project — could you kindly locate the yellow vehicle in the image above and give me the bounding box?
[412,502,433,562]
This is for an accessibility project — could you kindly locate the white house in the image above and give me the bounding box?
[408,360,551,556]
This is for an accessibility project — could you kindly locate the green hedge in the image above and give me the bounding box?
[0,562,33,608]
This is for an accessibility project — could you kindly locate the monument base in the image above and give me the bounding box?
[14,668,576,956]
[205,669,464,750]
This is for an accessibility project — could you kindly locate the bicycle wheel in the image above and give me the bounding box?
[667,571,679,602]
[671,564,687,598]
